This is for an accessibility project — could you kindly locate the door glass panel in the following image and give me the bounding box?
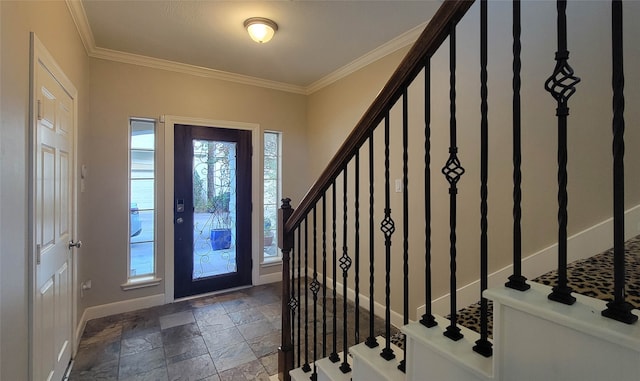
[192,139,237,279]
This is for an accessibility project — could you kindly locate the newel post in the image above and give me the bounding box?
[278,198,294,381]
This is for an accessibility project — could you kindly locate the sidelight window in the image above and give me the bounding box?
[128,118,156,281]
[263,131,282,262]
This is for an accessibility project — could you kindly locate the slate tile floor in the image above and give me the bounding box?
[69,282,282,381]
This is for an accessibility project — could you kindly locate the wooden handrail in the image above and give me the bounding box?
[285,0,475,233]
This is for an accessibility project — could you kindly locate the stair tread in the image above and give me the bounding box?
[402,319,493,379]
[316,354,352,381]
[290,365,315,381]
[350,336,405,381]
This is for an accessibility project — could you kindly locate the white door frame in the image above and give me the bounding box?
[29,33,80,374]
[163,116,261,303]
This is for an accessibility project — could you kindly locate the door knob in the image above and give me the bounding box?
[68,240,82,249]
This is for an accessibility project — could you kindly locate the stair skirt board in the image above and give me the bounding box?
[317,355,352,381]
[350,336,405,381]
[290,365,318,381]
[291,336,404,381]
[289,357,352,381]
[402,318,493,381]
[487,283,640,381]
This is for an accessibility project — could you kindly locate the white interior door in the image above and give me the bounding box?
[32,35,77,381]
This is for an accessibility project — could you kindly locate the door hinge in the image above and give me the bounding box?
[36,244,41,265]
[37,99,42,121]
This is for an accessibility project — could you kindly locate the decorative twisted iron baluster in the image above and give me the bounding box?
[329,181,340,363]
[602,0,637,325]
[302,218,311,373]
[474,0,493,358]
[506,0,530,293]
[297,227,302,366]
[398,90,409,373]
[442,22,465,342]
[354,151,360,345]
[545,0,580,306]
[420,61,437,329]
[310,207,320,380]
[339,169,352,374]
[322,194,328,358]
[365,132,379,348]
[380,114,396,361]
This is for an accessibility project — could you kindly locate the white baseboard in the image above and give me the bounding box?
[257,272,282,285]
[75,293,165,346]
[418,204,640,317]
[312,273,404,329]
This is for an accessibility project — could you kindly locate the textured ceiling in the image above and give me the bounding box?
[80,1,441,90]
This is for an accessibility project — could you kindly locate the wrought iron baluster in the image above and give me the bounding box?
[442,22,465,342]
[311,207,320,379]
[302,218,311,372]
[322,194,328,358]
[545,0,580,306]
[602,0,637,325]
[398,89,409,373]
[366,133,379,348]
[474,0,493,357]
[380,114,396,361]
[290,228,298,367]
[354,151,360,345]
[339,169,352,374]
[329,181,340,363]
[420,61,437,329]
[297,227,302,367]
[506,0,530,293]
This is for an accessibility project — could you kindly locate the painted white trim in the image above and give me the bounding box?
[64,0,425,95]
[418,204,640,317]
[305,21,425,94]
[314,271,404,329]
[163,116,261,304]
[75,293,165,344]
[120,277,163,291]
[91,47,307,95]
[29,33,80,375]
[65,0,95,55]
[257,272,282,286]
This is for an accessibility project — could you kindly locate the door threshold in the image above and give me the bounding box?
[173,284,253,303]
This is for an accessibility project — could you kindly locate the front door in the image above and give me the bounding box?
[32,35,76,381]
[174,125,252,298]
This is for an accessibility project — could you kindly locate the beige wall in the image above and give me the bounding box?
[3,0,640,377]
[84,59,308,308]
[305,1,640,318]
[1,1,90,379]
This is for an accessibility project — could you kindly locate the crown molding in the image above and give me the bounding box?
[90,47,308,94]
[66,0,424,96]
[65,0,95,55]
[306,21,426,94]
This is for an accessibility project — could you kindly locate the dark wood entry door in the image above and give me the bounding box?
[174,124,252,298]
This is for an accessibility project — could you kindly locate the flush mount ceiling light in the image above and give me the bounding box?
[244,17,278,43]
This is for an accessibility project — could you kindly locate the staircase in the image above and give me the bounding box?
[277,1,640,380]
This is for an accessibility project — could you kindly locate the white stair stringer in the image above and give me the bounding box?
[290,364,316,381]
[316,354,352,381]
[487,282,640,381]
[402,317,494,381]
[349,336,405,381]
